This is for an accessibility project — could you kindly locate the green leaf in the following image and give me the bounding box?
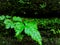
[50,29,56,34]
[0,15,5,20]
[13,16,22,22]
[4,19,14,29]
[18,0,25,4]
[14,22,24,36]
[24,21,42,45]
[40,2,46,9]
[5,15,11,18]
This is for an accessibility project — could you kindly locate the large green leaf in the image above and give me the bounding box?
[24,21,42,45]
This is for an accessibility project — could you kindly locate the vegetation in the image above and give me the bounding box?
[0,15,42,45]
[0,0,60,45]
[0,15,60,45]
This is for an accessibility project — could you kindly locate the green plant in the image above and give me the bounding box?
[2,15,60,45]
[50,29,56,34]
[0,15,5,20]
[24,20,42,45]
[18,0,25,4]
[39,2,46,9]
[50,29,60,34]
[0,15,42,45]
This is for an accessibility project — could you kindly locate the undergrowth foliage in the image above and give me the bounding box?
[1,15,60,45]
[0,15,42,45]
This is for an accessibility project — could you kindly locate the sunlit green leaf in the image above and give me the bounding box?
[13,16,22,22]
[24,21,42,45]
[14,22,24,36]
[4,19,14,29]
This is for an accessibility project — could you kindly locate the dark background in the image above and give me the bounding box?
[0,0,60,18]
